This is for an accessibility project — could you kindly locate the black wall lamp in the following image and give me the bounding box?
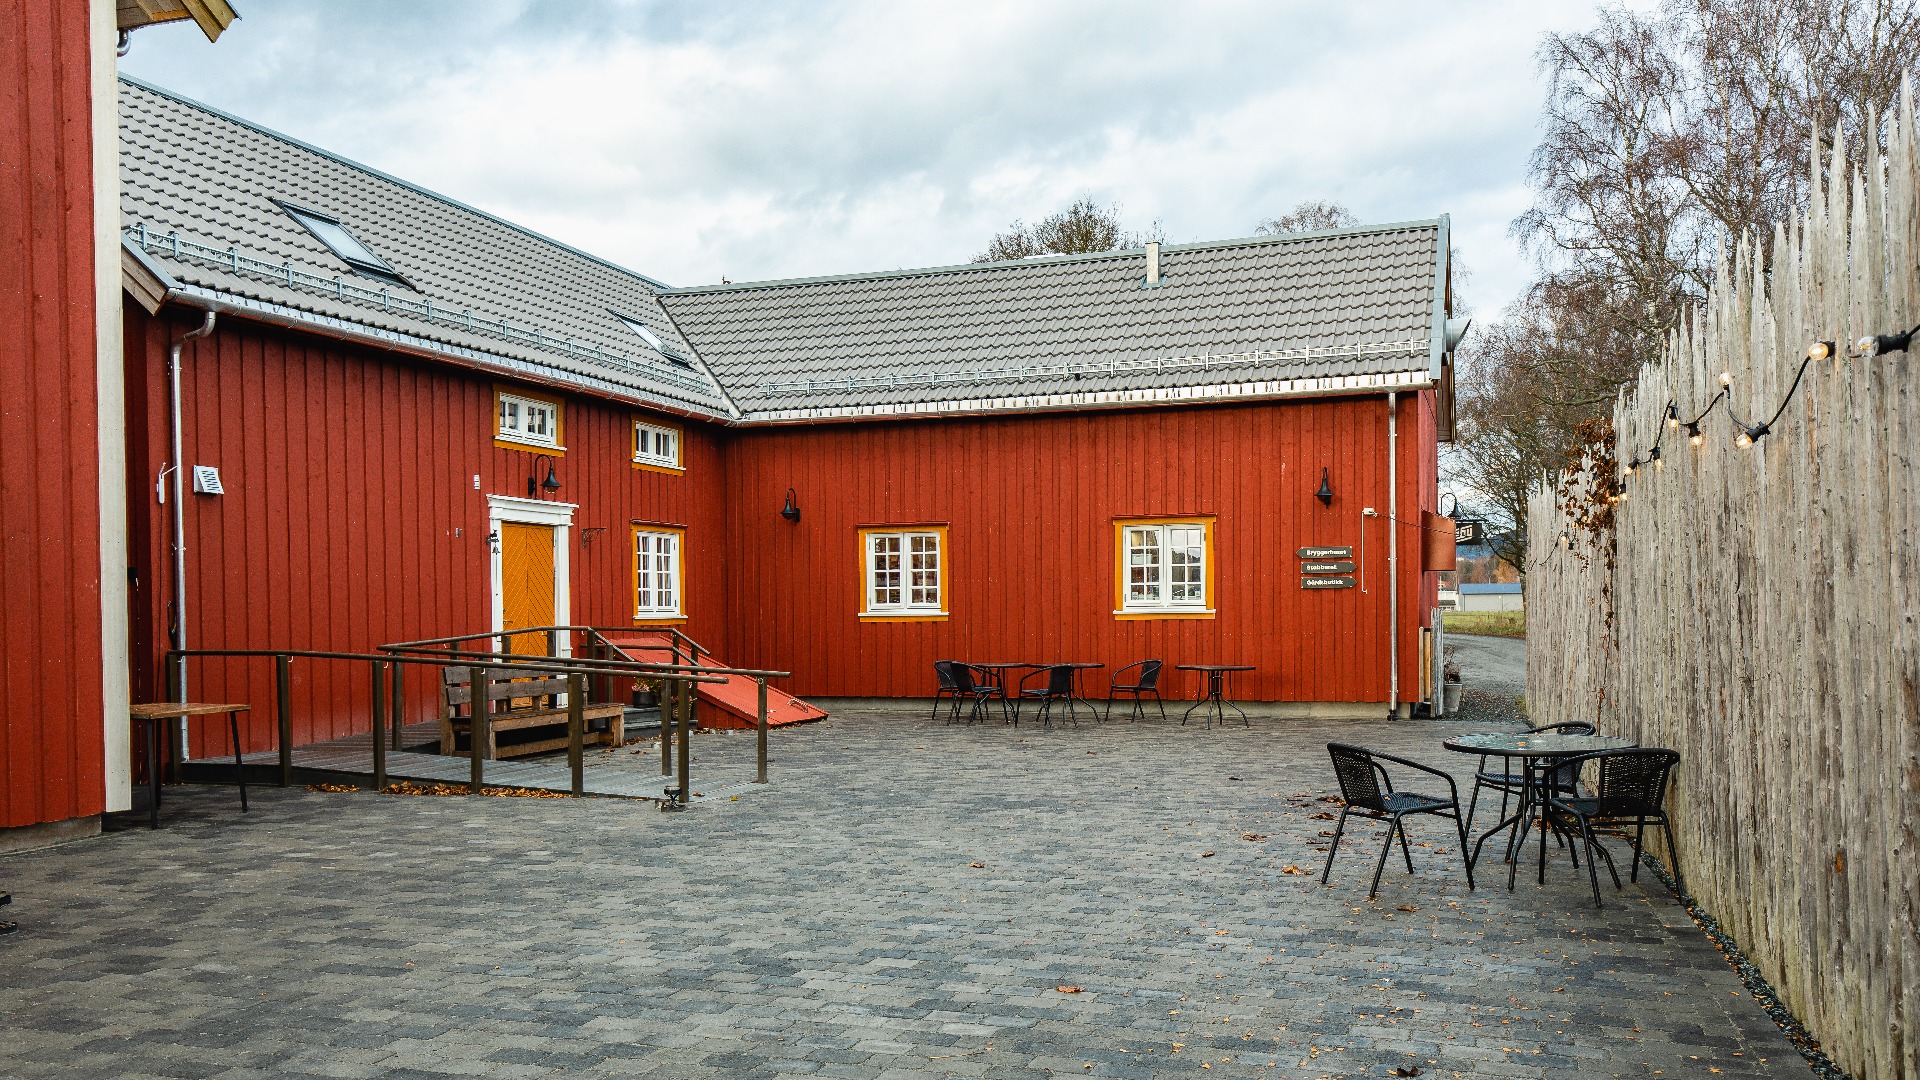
[1315,467,1334,507]
[780,487,801,523]
[528,454,561,499]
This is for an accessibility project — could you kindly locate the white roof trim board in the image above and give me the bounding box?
[120,75,1449,428]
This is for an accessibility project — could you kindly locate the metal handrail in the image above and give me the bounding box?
[164,645,732,806]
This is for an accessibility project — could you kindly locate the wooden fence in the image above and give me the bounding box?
[1525,95,1920,1080]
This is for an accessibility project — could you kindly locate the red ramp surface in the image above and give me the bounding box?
[600,632,827,729]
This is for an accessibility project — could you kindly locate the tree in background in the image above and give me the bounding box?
[1452,0,1920,572]
[974,196,1162,262]
[1255,200,1359,235]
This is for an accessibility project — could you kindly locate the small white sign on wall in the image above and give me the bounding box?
[191,465,224,496]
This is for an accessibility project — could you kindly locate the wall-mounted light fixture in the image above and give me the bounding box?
[780,487,801,523]
[528,454,561,499]
[1314,468,1334,507]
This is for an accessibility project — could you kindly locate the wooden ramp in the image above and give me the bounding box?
[221,721,763,802]
[600,632,828,730]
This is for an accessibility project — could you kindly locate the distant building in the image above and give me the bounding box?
[1457,582,1523,612]
[1438,588,1459,611]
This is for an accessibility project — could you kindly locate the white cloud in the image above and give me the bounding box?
[121,0,1610,313]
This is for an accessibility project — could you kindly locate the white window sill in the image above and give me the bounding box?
[859,609,948,621]
[497,433,564,450]
[1114,607,1216,619]
[632,458,684,471]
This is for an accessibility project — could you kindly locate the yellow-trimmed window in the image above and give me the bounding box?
[1114,517,1215,619]
[633,419,682,472]
[858,526,949,621]
[632,526,684,621]
[494,387,563,452]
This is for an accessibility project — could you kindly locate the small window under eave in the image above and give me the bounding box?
[613,311,695,369]
[275,199,409,287]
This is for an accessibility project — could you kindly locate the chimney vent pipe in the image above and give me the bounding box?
[1144,241,1160,286]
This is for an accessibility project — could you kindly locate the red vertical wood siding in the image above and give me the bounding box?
[0,4,106,828]
[123,307,728,756]
[721,394,1438,704]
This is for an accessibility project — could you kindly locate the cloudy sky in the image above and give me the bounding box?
[120,1,1618,318]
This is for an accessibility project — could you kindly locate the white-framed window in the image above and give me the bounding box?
[862,528,945,616]
[497,391,560,448]
[633,421,681,469]
[1119,521,1210,612]
[633,528,682,618]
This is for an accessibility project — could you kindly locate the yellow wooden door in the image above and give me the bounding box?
[499,522,556,656]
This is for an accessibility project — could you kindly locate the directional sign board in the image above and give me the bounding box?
[1301,560,1356,574]
[1302,576,1355,589]
[1297,546,1353,559]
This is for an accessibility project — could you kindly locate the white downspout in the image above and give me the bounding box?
[167,311,216,750]
[1387,390,1399,719]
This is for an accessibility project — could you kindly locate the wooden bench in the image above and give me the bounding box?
[440,665,626,759]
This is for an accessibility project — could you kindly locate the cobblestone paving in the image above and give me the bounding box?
[1,706,1802,1079]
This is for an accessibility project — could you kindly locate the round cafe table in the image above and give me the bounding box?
[965,662,1035,723]
[1176,664,1256,729]
[1442,731,1635,891]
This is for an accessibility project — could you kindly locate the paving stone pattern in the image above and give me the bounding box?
[1,707,1804,1079]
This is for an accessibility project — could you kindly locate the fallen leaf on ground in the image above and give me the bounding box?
[1200,851,1216,858]
[1280,865,1310,875]
[1056,985,1083,993]
[1240,833,1268,841]
[1310,812,1337,820]
[1397,905,1418,912]
[969,862,985,868]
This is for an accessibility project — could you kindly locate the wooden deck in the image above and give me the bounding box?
[216,719,763,803]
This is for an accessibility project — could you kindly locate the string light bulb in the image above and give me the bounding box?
[1737,420,1770,448]
[1649,445,1663,470]
[1806,340,1836,361]
[1686,421,1704,446]
[1560,530,1572,550]
[1855,330,1913,356]
[1624,457,1638,477]
[1719,370,1734,386]
[1666,402,1680,429]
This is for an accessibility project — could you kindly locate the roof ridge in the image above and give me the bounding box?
[660,218,1446,296]
[118,73,679,292]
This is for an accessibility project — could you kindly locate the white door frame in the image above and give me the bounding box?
[486,494,576,657]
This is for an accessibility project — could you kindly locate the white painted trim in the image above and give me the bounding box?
[94,0,131,814]
[485,495,575,656]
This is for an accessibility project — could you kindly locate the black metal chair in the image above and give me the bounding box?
[1105,660,1166,722]
[1018,664,1079,728]
[1322,743,1476,899]
[931,660,962,722]
[1543,748,1681,908]
[949,663,1007,724]
[1464,721,1596,834]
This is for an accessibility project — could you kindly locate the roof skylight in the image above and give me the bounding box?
[275,200,406,286]
[614,311,695,368]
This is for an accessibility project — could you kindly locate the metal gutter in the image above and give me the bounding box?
[1428,214,1450,382]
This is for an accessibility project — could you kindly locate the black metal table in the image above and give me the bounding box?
[965,662,1034,723]
[1176,664,1255,729]
[1442,731,1635,889]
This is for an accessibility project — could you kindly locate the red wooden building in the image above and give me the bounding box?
[4,58,1463,844]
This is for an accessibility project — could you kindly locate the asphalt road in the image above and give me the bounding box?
[1443,629,1526,699]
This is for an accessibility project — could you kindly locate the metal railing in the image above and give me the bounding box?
[164,640,743,807]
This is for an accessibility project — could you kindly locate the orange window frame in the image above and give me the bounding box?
[630,524,687,625]
[1112,516,1217,620]
[856,524,950,622]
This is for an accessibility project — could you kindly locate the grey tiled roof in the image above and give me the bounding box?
[118,75,1445,427]
[658,225,1446,419]
[118,76,735,418]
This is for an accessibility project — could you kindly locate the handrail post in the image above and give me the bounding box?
[390,658,405,750]
[370,660,387,791]
[677,678,693,807]
[567,672,585,797]
[276,653,293,787]
[755,677,769,784]
[469,663,486,793]
[660,673,675,779]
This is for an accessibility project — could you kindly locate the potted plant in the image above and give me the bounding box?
[1442,660,1463,713]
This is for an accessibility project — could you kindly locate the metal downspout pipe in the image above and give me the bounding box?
[1387,391,1399,719]
[168,311,217,752]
